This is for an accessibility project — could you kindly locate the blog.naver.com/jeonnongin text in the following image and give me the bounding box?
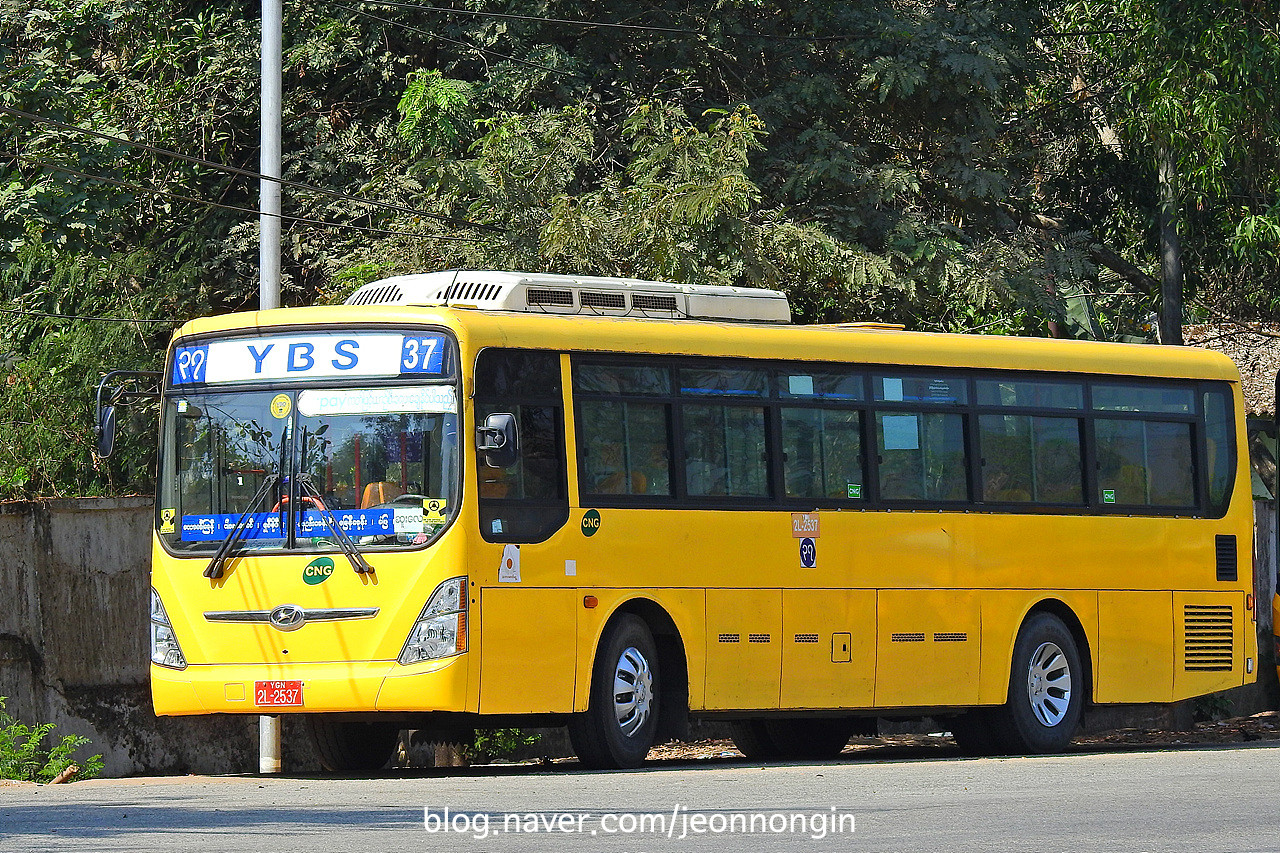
[423,805,856,841]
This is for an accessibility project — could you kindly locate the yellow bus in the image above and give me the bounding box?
[106,270,1259,770]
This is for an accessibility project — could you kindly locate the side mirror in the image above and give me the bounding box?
[96,405,117,458]
[476,413,519,469]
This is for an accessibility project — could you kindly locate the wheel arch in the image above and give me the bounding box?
[1020,598,1094,707]
[594,598,691,742]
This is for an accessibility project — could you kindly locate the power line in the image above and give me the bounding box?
[335,2,584,80]
[0,306,179,324]
[353,2,1129,44]
[22,156,487,243]
[0,105,504,234]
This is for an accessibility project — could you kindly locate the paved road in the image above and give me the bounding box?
[3,742,1279,853]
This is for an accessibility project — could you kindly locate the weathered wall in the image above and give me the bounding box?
[1,497,1276,777]
[0,497,318,777]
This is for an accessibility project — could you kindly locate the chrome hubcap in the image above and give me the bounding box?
[613,646,653,737]
[1026,641,1072,727]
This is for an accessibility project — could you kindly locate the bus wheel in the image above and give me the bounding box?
[731,718,853,761]
[729,720,782,760]
[997,613,1083,754]
[307,718,400,773]
[764,718,854,759]
[569,614,660,769]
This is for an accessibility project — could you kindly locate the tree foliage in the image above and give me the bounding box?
[0,0,1276,497]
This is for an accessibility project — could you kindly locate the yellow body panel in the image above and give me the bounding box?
[704,589,783,709]
[151,303,1257,722]
[1096,591,1175,703]
[874,589,981,707]
[478,587,579,714]
[780,589,876,709]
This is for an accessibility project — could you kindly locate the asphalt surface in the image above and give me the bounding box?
[3,742,1279,852]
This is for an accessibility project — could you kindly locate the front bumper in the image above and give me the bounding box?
[151,654,469,715]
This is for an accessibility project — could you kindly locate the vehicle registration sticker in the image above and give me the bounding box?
[255,680,303,707]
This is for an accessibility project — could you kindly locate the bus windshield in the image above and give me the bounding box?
[158,385,459,552]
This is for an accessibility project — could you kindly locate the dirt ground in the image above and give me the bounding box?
[644,710,1280,761]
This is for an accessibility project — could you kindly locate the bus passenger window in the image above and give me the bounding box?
[979,415,1083,505]
[579,400,671,497]
[1203,388,1234,514]
[876,411,967,502]
[682,404,767,497]
[1095,419,1194,507]
[781,408,864,500]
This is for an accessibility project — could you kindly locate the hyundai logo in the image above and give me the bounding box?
[268,604,306,632]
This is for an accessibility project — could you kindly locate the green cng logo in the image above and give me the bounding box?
[303,556,336,585]
[581,509,602,537]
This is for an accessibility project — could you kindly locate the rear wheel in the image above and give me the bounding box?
[995,612,1083,754]
[307,718,400,773]
[729,720,782,760]
[568,614,660,769]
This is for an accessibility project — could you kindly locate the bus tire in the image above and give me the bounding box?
[731,718,853,761]
[568,614,660,770]
[729,720,782,760]
[307,718,400,773]
[996,612,1083,754]
[763,718,854,759]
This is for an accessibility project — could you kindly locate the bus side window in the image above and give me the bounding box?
[1203,387,1234,516]
[475,350,569,543]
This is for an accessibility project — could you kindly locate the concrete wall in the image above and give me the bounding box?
[0,497,318,777]
[1,497,1276,777]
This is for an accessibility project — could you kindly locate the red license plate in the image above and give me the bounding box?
[254,680,303,707]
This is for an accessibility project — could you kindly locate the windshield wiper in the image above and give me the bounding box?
[296,474,375,574]
[204,473,280,580]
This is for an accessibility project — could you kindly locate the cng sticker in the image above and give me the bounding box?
[581,509,602,537]
[302,556,335,585]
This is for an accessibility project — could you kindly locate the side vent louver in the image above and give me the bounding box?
[580,291,626,309]
[526,288,574,307]
[1183,604,1234,671]
[632,293,679,312]
[1215,534,1237,582]
[348,284,403,305]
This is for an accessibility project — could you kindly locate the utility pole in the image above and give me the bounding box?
[259,0,282,312]
[1157,143,1183,345]
[259,0,284,773]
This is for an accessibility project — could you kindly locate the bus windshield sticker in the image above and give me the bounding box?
[181,508,431,541]
[882,377,904,401]
[297,386,457,417]
[424,499,448,524]
[848,484,862,499]
[270,393,291,418]
[159,508,177,534]
[171,332,449,385]
[882,415,920,450]
[499,544,521,582]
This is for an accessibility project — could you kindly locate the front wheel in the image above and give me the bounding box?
[568,614,660,769]
[996,613,1084,754]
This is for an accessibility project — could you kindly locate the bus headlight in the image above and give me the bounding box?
[398,576,468,664]
[150,589,187,670]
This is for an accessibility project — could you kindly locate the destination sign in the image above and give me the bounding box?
[171,332,448,386]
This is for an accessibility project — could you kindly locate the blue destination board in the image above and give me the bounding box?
[171,332,448,386]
